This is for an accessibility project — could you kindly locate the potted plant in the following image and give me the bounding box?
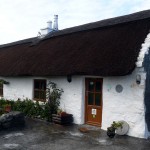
[107,121,123,138]
[57,108,63,115]
[46,81,64,121]
[107,126,116,138]
[4,104,11,113]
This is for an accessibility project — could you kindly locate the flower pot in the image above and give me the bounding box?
[52,114,73,125]
[4,105,11,113]
[107,127,116,138]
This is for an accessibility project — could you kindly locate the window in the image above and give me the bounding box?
[0,83,3,97]
[34,79,46,102]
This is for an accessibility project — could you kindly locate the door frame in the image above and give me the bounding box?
[84,78,103,127]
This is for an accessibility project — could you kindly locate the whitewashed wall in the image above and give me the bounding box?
[46,76,84,124]
[2,77,33,100]
[0,76,84,124]
[0,71,148,138]
[101,68,147,138]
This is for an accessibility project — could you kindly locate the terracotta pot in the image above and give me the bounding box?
[60,112,67,116]
[4,105,11,112]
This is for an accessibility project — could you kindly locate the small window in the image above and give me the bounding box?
[0,84,3,97]
[34,79,46,102]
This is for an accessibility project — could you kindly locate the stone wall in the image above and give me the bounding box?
[101,68,147,138]
[1,76,84,124]
[0,74,148,138]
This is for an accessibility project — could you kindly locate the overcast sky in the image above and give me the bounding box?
[0,0,150,44]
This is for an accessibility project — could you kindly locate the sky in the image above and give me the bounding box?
[0,0,150,45]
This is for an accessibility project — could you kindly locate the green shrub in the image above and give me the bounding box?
[0,81,64,121]
[46,81,64,121]
[0,98,13,114]
[0,98,54,120]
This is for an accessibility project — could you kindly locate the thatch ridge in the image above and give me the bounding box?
[43,9,150,40]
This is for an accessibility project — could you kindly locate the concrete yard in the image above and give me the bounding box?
[0,118,150,150]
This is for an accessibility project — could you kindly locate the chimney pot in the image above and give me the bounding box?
[47,21,52,29]
[53,15,58,30]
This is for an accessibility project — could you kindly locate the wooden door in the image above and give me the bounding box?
[85,78,103,126]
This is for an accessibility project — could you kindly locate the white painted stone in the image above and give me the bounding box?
[136,32,150,67]
[0,71,148,138]
[1,76,84,124]
[101,68,147,138]
[116,121,129,135]
[46,76,84,124]
[2,77,33,100]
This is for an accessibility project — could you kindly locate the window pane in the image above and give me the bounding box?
[41,82,46,90]
[88,93,94,105]
[96,82,101,92]
[34,90,39,99]
[88,81,94,91]
[34,80,46,101]
[40,91,46,99]
[34,81,40,89]
[95,93,101,106]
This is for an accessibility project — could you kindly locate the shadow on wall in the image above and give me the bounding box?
[143,51,150,132]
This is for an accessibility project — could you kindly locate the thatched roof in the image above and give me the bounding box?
[0,10,150,77]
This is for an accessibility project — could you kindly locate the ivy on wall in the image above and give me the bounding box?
[0,79,9,85]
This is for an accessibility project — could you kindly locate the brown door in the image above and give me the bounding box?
[85,78,103,126]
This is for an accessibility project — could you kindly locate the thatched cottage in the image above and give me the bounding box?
[0,10,150,138]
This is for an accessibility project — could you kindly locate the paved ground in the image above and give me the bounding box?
[0,118,150,150]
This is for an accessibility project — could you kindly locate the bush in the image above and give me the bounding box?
[0,98,14,114]
[0,81,64,121]
[46,81,64,121]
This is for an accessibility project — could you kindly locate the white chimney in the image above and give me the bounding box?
[38,15,58,38]
[40,20,53,37]
[47,21,53,33]
[47,21,52,29]
[40,28,48,36]
[53,15,58,30]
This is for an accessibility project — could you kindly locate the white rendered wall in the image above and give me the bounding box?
[1,77,33,100]
[0,73,147,138]
[46,76,84,124]
[101,68,147,138]
[0,76,84,124]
